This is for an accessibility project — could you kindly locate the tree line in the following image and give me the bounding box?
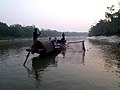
[89,5,120,36]
[0,22,34,39]
[0,21,88,40]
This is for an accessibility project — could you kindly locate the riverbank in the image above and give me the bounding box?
[87,35,120,43]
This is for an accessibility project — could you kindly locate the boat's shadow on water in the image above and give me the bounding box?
[23,52,59,81]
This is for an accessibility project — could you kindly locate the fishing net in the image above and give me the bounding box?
[67,41,85,52]
[59,41,85,65]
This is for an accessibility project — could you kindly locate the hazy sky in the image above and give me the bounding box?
[0,0,119,32]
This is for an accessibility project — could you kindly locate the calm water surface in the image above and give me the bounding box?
[0,37,120,90]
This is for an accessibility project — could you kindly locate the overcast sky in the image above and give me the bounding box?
[0,0,119,32]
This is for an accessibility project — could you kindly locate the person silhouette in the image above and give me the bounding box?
[62,33,65,41]
[33,28,41,42]
[61,33,66,43]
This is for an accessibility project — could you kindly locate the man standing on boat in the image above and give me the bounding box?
[62,33,65,41]
[33,28,41,42]
[61,33,66,43]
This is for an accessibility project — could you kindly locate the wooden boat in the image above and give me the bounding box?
[23,39,66,65]
[26,39,66,55]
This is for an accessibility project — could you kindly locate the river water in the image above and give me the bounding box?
[0,36,120,90]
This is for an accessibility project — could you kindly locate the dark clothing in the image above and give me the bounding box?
[33,32,40,41]
[62,33,65,38]
[62,33,65,41]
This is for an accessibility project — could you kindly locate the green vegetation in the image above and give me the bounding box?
[0,21,88,40]
[0,22,34,39]
[89,5,120,36]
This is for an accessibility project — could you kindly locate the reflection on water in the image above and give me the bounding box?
[89,39,120,77]
[24,53,58,81]
[0,37,120,90]
[0,40,32,56]
[24,43,85,82]
[65,42,85,65]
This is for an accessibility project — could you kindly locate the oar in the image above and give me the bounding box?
[23,51,30,66]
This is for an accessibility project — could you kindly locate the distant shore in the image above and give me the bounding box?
[0,37,33,43]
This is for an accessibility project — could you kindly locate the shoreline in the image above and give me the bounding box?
[0,38,33,43]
